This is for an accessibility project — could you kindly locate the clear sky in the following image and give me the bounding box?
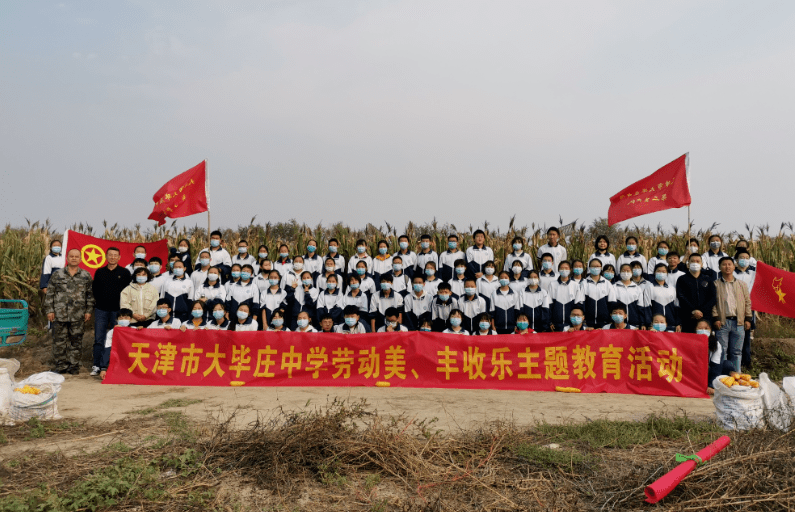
[1,1,793,236]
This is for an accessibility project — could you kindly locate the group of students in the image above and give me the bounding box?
[40,227,758,381]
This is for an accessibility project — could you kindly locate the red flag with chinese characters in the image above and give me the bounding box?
[63,230,169,277]
[148,161,208,226]
[608,154,691,226]
[750,262,795,318]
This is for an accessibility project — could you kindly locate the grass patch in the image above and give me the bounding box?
[156,411,197,442]
[750,341,795,381]
[536,413,721,449]
[513,443,590,467]
[126,398,202,415]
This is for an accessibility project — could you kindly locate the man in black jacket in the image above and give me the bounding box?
[676,253,717,333]
[91,247,131,376]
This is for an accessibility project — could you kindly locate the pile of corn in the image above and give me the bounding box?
[720,372,759,388]
[13,385,41,395]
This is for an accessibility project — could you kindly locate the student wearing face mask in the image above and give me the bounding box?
[371,240,394,287]
[295,311,318,332]
[333,306,370,333]
[650,264,680,332]
[701,235,729,272]
[387,255,411,296]
[587,235,616,270]
[316,273,345,326]
[603,304,637,330]
[612,263,650,329]
[678,239,716,280]
[415,234,439,278]
[547,261,584,332]
[431,282,457,332]
[125,245,149,274]
[518,269,551,333]
[274,243,293,277]
[504,236,533,277]
[514,313,535,334]
[734,249,756,369]
[508,261,528,294]
[343,275,370,326]
[316,258,339,292]
[538,254,557,293]
[477,260,500,297]
[98,309,134,380]
[195,266,227,318]
[195,231,232,279]
[439,234,466,283]
[569,259,586,289]
[347,239,373,275]
[581,259,615,330]
[466,229,493,279]
[325,239,346,278]
[473,313,498,336]
[303,239,323,276]
[393,235,417,280]
[226,264,260,321]
[442,309,469,335]
[232,240,259,275]
[261,270,289,328]
[675,253,717,333]
[701,319,734,394]
[235,304,260,332]
[40,239,65,294]
[602,264,616,284]
[370,274,404,332]
[490,271,521,334]
[148,257,168,295]
[175,239,193,275]
[449,259,469,297]
[455,277,492,334]
[289,271,319,330]
[647,241,670,274]
[192,250,213,290]
[630,261,654,310]
[206,303,230,330]
[353,260,377,296]
[265,308,289,332]
[377,307,409,332]
[119,267,158,328]
[180,301,209,331]
[255,245,270,271]
[148,299,181,329]
[282,255,307,291]
[537,227,567,271]
[616,236,647,273]
[423,262,442,296]
[665,252,685,288]
[733,240,757,267]
[563,307,587,332]
[160,260,194,322]
[650,314,672,333]
[404,275,433,331]
[226,264,242,294]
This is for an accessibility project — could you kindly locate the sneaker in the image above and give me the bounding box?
[89,366,100,376]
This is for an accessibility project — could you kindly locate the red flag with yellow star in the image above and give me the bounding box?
[148,161,208,226]
[751,262,795,319]
[63,230,170,277]
[608,154,692,226]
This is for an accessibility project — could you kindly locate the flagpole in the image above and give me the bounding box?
[685,152,691,244]
[206,159,211,247]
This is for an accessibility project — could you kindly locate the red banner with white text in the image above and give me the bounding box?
[104,329,708,398]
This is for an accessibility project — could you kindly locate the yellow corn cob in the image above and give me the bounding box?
[749,381,760,388]
[555,386,581,393]
[13,385,41,395]
[739,374,752,381]
[721,376,736,387]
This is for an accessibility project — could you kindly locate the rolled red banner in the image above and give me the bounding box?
[644,435,731,503]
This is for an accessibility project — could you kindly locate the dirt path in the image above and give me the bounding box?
[53,373,716,429]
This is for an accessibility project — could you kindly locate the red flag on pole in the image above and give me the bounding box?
[63,230,169,278]
[750,262,795,319]
[148,161,208,226]
[608,154,692,226]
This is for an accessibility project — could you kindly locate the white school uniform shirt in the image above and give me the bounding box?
[231,253,259,274]
[302,253,323,275]
[647,256,668,274]
[537,244,568,270]
[225,279,241,294]
[281,269,301,290]
[477,275,500,298]
[390,273,411,295]
[666,269,685,289]
[701,250,729,271]
[196,247,232,268]
[294,285,320,307]
[273,259,293,277]
[324,252,346,272]
[508,277,528,294]
[431,296,458,323]
[490,287,521,314]
[206,319,231,330]
[150,274,169,295]
[424,277,441,296]
[651,280,677,315]
[616,251,648,272]
[41,253,65,285]
[317,289,345,313]
[260,287,288,314]
[587,252,617,270]
[181,319,209,330]
[602,324,638,330]
[343,290,370,313]
[442,328,469,335]
[228,280,260,307]
[449,277,467,297]
[438,250,465,275]
[393,251,417,271]
[347,254,373,274]
[455,293,490,321]
[538,271,558,294]
[548,278,585,307]
[359,276,376,295]
[371,255,394,276]
[735,267,757,294]
[254,274,272,294]
[370,291,404,318]
[235,318,260,332]
[161,275,195,302]
[333,321,368,333]
[314,273,335,292]
[377,324,409,332]
[415,250,439,275]
[266,326,291,332]
[404,291,433,319]
[612,281,649,323]
[197,281,227,303]
[295,325,319,333]
[466,246,494,274]
[147,317,182,329]
[191,268,210,290]
[504,251,534,272]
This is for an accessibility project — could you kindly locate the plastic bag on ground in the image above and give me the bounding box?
[758,372,792,431]
[9,373,64,422]
[782,377,795,411]
[0,358,20,380]
[0,368,13,416]
[21,371,65,394]
[712,375,765,430]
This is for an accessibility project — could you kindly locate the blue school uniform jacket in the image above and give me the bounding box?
[547,278,584,332]
[651,281,679,329]
[581,277,616,329]
[489,288,521,332]
[612,281,651,328]
[519,286,551,333]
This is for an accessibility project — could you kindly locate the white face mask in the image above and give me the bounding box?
[689,263,701,273]
[620,272,632,281]
[512,266,523,274]
[527,278,539,286]
[293,263,304,271]
[485,267,495,276]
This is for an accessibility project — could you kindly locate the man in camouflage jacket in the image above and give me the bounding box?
[43,248,95,373]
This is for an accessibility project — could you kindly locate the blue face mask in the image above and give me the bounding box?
[425,269,435,276]
[168,261,175,269]
[117,319,130,327]
[156,309,169,318]
[499,279,510,287]
[149,264,161,274]
[326,282,337,290]
[302,279,313,287]
[479,322,490,331]
[329,246,338,253]
[350,268,363,277]
[213,310,225,320]
[200,258,210,267]
[421,242,430,250]
[413,283,424,293]
[738,259,749,268]
[135,276,147,284]
[542,261,552,270]
[349,283,360,290]
[51,246,62,254]
[379,247,388,255]
[559,270,570,278]
[393,264,403,272]
[450,317,462,327]
[589,267,601,276]
[516,321,529,330]
[236,310,248,320]
[345,317,357,327]
[420,327,431,332]
[210,239,220,247]
[653,323,667,332]
[307,245,316,253]
[240,272,251,280]
[231,271,241,279]
[191,310,203,318]
[268,278,279,286]
[626,244,636,252]
[465,287,476,296]
[438,294,450,302]
[448,241,457,250]
[258,252,268,259]
[238,247,247,254]
[572,268,583,276]
[569,316,583,326]
[603,272,615,280]
[696,329,711,336]
[279,252,289,259]
[658,248,668,256]
[381,282,392,291]
[399,242,408,250]
[357,246,366,254]
[271,318,283,327]
[512,243,522,251]
[632,269,642,277]
[455,267,466,275]
[655,272,667,282]
[612,314,625,324]
[173,268,184,277]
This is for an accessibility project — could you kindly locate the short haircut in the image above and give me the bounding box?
[570,306,584,315]
[200,250,211,257]
[149,256,162,264]
[654,263,668,272]
[688,237,699,245]
[709,234,721,242]
[320,314,333,322]
[657,240,669,248]
[718,256,735,266]
[133,267,151,280]
[412,274,426,282]
[547,227,560,235]
[107,246,121,254]
[447,233,458,240]
[473,229,485,237]
[242,264,254,272]
[117,308,133,317]
[477,312,492,323]
[398,234,409,241]
[735,249,750,259]
[385,307,399,318]
[156,298,170,307]
[238,240,248,246]
[420,234,431,240]
[134,245,146,251]
[611,303,627,314]
[328,238,339,245]
[437,282,452,292]
[625,236,637,244]
[630,261,644,269]
[380,274,393,283]
[667,251,680,258]
[356,239,366,246]
[688,253,702,262]
[511,236,524,245]
[454,259,466,267]
[343,305,360,316]
[211,230,222,238]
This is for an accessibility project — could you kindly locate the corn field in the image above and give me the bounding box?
[4,217,795,322]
